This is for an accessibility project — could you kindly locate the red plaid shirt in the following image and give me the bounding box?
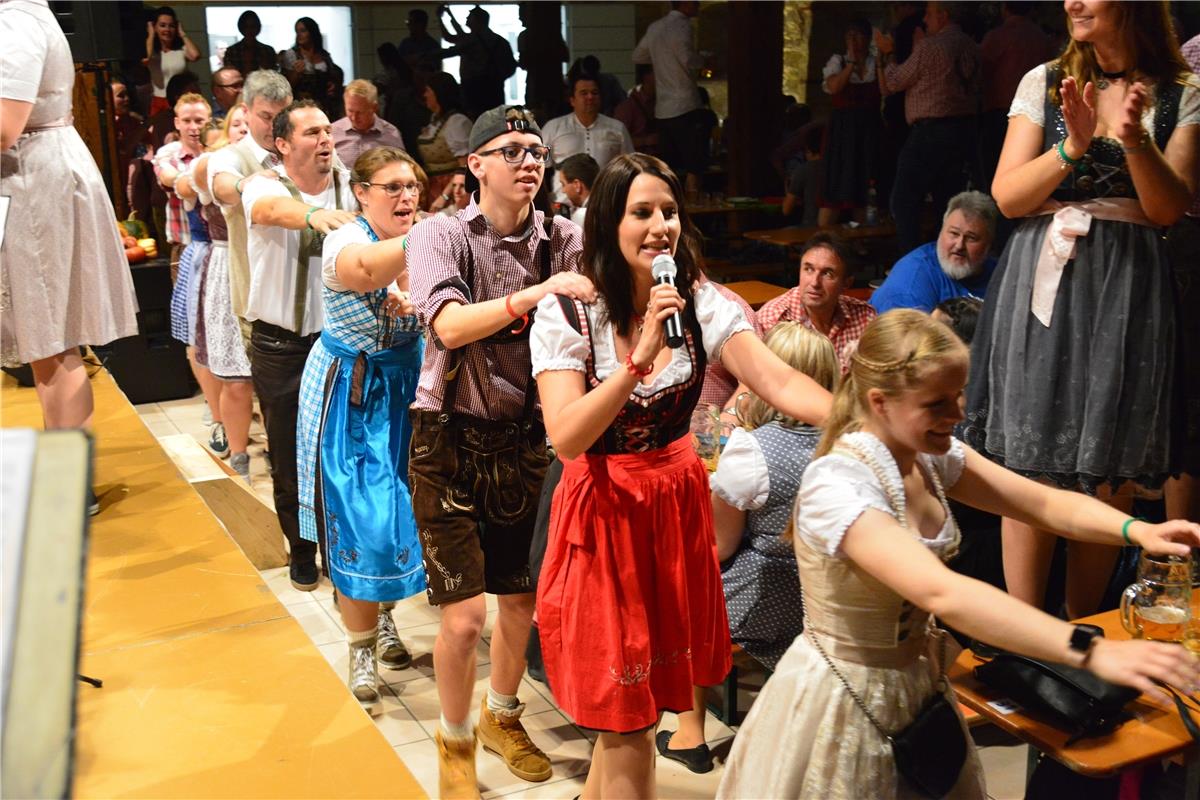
[884,23,980,124]
[154,144,196,245]
[408,197,583,420]
[698,281,762,409]
[757,288,876,374]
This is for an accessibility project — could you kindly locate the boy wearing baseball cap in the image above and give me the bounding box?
[406,105,594,798]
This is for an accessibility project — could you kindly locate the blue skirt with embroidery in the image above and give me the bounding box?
[304,331,426,602]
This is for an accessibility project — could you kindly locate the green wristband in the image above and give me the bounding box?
[1121,516,1144,546]
[1056,138,1081,168]
[305,206,319,230]
[402,235,409,252]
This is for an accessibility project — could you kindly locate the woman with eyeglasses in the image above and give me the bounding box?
[296,147,428,715]
[417,72,473,210]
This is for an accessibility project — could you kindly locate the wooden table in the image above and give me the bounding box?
[724,280,787,309]
[743,221,899,247]
[950,598,1199,793]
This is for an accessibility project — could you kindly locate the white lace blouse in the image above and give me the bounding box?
[795,431,966,559]
[1008,63,1200,131]
[529,281,754,395]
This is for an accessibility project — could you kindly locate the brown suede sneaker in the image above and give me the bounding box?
[476,696,552,782]
[436,730,479,800]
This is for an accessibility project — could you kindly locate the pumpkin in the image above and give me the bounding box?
[123,216,149,240]
[125,245,146,264]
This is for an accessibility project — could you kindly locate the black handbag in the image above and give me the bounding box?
[973,651,1137,744]
[805,620,968,799]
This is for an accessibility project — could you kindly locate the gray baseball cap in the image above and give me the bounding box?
[468,105,542,153]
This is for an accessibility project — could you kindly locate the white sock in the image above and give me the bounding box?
[440,713,474,741]
[348,626,377,646]
[487,687,519,713]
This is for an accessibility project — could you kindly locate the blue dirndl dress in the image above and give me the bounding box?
[169,205,210,345]
[296,216,426,602]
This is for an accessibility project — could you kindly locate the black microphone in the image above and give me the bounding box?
[651,254,685,349]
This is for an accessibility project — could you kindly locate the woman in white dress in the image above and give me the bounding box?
[718,309,1200,800]
[1,0,139,510]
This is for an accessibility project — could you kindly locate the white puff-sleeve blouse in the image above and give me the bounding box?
[529,281,753,392]
[795,431,966,559]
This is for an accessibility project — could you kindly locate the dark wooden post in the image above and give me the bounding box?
[725,1,784,197]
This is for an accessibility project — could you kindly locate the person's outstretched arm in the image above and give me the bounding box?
[840,509,1199,701]
[950,446,1200,557]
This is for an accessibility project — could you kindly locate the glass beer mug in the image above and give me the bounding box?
[1119,553,1193,643]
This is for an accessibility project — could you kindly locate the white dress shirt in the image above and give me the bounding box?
[631,9,703,119]
[542,112,633,204]
[241,165,357,335]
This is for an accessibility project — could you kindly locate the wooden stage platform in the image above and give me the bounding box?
[0,367,426,799]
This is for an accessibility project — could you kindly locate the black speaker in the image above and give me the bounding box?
[50,1,145,63]
[96,260,195,405]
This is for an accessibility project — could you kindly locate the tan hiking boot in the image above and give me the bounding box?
[436,730,479,800]
[476,696,552,782]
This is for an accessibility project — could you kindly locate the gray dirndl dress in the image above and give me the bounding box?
[964,63,1199,492]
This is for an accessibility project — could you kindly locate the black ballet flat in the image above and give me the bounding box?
[655,730,713,774]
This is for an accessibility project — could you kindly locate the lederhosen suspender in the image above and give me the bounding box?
[278,170,345,332]
[439,215,555,421]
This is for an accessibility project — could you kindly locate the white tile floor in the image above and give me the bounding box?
[135,392,1028,799]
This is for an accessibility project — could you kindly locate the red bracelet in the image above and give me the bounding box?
[504,293,530,334]
[504,293,521,318]
[625,351,653,378]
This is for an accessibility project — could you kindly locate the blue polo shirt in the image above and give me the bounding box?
[870,242,997,314]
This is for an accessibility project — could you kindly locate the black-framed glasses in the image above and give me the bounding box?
[216,80,245,90]
[477,144,551,165]
[361,182,422,197]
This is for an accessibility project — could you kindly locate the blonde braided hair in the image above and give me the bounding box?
[814,309,969,459]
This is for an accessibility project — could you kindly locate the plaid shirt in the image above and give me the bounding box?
[407,196,583,420]
[757,288,876,374]
[154,143,196,245]
[884,23,980,124]
[698,281,761,409]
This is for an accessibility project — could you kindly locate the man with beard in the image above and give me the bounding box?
[239,100,357,591]
[869,190,998,314]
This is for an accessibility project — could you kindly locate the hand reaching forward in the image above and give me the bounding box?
[307,208,357,234]
[1060,76,1097,160]
[1129,519,1200,559]
[1087,638,1200,706]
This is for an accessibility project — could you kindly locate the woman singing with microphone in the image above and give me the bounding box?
[529,153,833,799]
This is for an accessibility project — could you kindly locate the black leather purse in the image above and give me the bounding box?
[973,651,1138,744]
[805,620,968,799]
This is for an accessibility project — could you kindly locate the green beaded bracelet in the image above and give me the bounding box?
[304,206,319,230]
[1056,138,1081,169]
[1121,516,1144,545]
